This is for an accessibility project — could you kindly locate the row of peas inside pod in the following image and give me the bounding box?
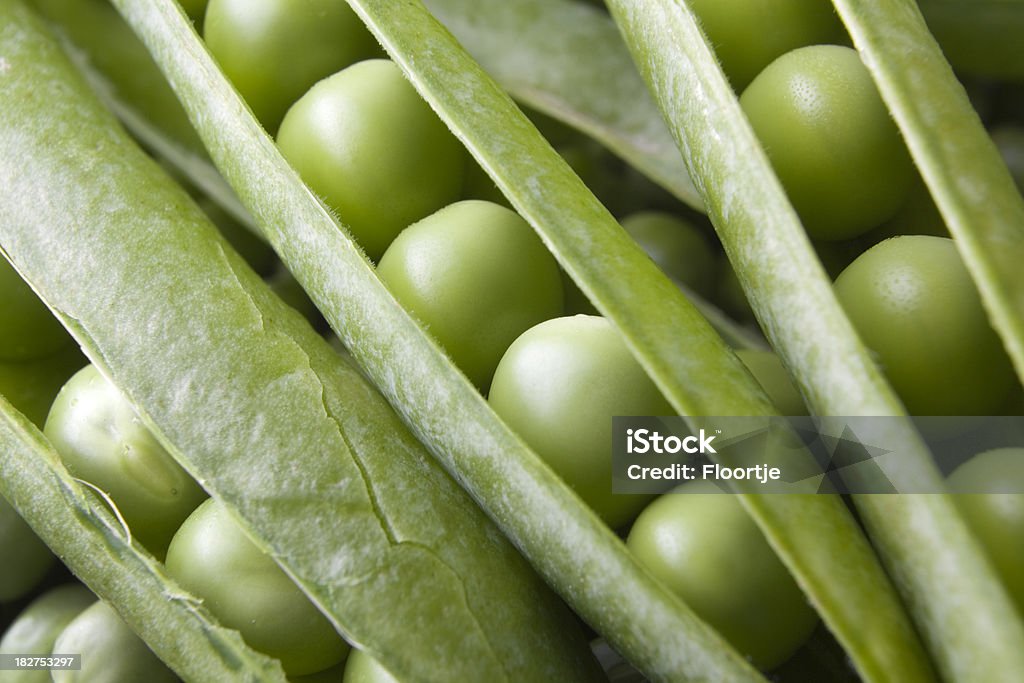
[199,0,1004,675]
[3,0,1024,680]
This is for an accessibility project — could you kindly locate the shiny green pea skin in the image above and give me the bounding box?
[51,601,177,683]
[735,349,808,416]
[0,496,54,603]
[378,200,564,389]
[342,650,400,683]
[947,448,1024,614]
[165,499,349,676]
[620,211,716,297]
[0,584,95,683]
[740,45,914,241]
[0,344,85,428]
[688,0,844,91]
[834,236,1015,415]
[204,0,379,132]
[626,481,818,670]
[0,256,70,362]
[277,59,465,261]
[488,315,671,529]
[43,365,207,557]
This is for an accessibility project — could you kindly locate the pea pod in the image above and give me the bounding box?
[0,397,286,682]
[29,0,255,233]
[111,0,935,681]
[603,0,1024,680]
[36,0,766,350]
[0,3,599,682]
[421,0,704,210]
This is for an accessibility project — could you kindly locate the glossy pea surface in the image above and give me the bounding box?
[626,481,818,669]
[947,448,1024,614]
[43,365,207,556]
[834,236,1015,415]
[204,0,378,132]
[51,601,177,683]
[488,315,671,528]
[741,45,914,240]
[165,499,349,676]
[277,59,465,260]
[377,200,564,389]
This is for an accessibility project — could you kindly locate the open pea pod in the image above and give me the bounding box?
[27,0,255,232]
[604,0,1024,680]
[0,397,286,682]
[832,0,1024,385]
[113,0,938,681]
[109,2,767,681]
[0,4,600,682]
[33,0,770,351]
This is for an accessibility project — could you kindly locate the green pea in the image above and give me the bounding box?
[688,0,844,90]
[377,200,564,389]
[0,584,95,683]
[165,499,349,676]
[620,211,716,296]
[0,496,53,603]
[43,365,207,557]
[947,448,1024,614]
[488,315,670,528]
[740,45,915,241]
[834,236,1015,415]
[277,59,465,260]
[626,481,819,669]
[51,601,177,683]
[0,256,70,362]
[204,0,379,132]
